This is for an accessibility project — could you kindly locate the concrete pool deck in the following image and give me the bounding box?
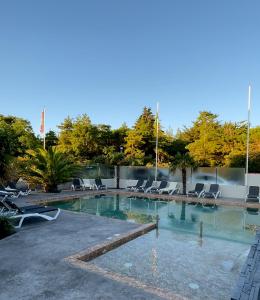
[16,189,260,209]
[0,209,164,300]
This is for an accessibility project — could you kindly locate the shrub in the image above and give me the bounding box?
[0,216,15,239]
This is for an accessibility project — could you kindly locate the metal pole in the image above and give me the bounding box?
[155,102,159,182]
[245,85,251,186]
[43,108,46,150]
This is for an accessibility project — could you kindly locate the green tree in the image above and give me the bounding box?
[0,115,40,180]
[45,130,58,149]
[184,111,222,166]
[170,152,195,195]
[124,107,166,165]
[23,147,78,192]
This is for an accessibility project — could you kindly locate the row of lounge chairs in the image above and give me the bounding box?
[126,179,180,195]
[126,179,222,199]
[71,178,107,191]
[0,182,31,199]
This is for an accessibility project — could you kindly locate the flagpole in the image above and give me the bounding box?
[155,102,159,182]
[43,108,46,150]
[245,85,251,186]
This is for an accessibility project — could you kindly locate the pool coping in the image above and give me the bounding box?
[65,222,186,300]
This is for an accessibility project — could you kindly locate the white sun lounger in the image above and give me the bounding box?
[159,182,180,195]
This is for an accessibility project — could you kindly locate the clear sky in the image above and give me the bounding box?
[0,0,259,134]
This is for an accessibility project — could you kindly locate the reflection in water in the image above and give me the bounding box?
[151,248,158,274]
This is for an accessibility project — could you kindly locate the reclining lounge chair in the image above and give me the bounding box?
[149,180,168,194]
[159,182,180,195]
[94,178,107,190]
[1,199,60,228]
[71,178,85,191]
[7,181,31,195]
[202,184,220,199]
[246,186,260,202]
[126,179,144,191]
[136,178,154,193]
[187,183,205,198]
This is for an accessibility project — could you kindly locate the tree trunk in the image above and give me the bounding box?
[182,168,187,195]
[116,165,120,189]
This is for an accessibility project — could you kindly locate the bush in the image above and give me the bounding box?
[0,216,15,239]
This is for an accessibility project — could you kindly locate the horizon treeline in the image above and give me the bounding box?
[1,107,260,181]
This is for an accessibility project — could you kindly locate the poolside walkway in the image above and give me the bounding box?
[0,208,164,300]
[18,189,260,209]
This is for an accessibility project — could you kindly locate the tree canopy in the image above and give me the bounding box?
[1,108,260,183]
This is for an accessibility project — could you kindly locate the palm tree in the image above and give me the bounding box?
[170,152,195,195]
[170,152,195,221]
[24,147,78,193]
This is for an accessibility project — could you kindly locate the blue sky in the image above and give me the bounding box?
[0,0,259,134]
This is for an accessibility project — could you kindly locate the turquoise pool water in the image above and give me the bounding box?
[52,194,259,244]
[52,194,260,299]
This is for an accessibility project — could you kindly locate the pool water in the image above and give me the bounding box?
[52,194,260,244]
[52,194,260,299]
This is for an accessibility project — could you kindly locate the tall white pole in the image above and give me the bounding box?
[245,85,251,186]
[43,108,46,150]
[155,102,159,182]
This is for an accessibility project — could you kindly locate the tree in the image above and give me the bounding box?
[45,130,58,149]
[180,111,222,166]
[0,115,40,180]
[23,147,78,192]
[170,152,195,195]
[124,107,166,165]
[170,152,195,221]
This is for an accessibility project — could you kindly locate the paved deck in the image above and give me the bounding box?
[232,231,260,300]
[16,189,259,209]
[0,209,164,300]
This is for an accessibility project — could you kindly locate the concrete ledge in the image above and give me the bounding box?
[66,223,156,262]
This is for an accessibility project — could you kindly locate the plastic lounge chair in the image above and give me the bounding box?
[7,181,31,195]
[82,179,93,190]
[159,182,180,195]
[187,183,205,198]
[136,178,154,193]
[149,180,168,194]
[202,184,220,199]
[126,179,144,191]
[0,188,22,199]
[94,178,107,190]
[1,199,60,228]
[246,186,260,202]
[71,178,85,191]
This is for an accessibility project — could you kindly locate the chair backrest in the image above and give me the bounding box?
[136,179,144,187]
[0,184,6,191]
[95,178,102,186]
[159,180,168,189]
[72,178,81,186]
[195,183,204,192]
[83,179,91,185]
[209,184,219,193]
[7,182,17,189]
[144,178,153,189]
[248,186,260,197]
[3,199,22,213]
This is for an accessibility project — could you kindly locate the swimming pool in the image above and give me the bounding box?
[53,194,260,299]
[52,193,259,244]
